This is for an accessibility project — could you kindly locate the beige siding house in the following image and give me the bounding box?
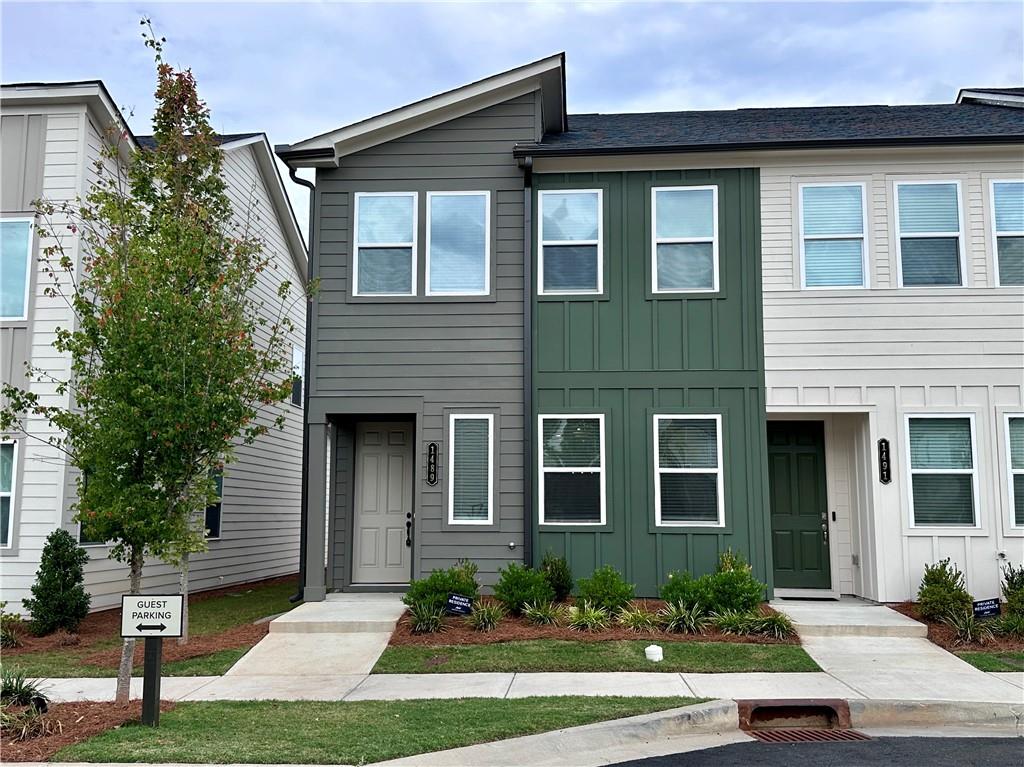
[0,82,307,612]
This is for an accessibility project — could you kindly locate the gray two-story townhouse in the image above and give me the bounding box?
[278,57,1024,603]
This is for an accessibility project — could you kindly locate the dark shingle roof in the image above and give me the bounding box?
[135,132,262,150]
[520,103,1024,156]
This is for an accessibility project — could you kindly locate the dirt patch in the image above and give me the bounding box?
[1,701,175,762]
[889,602,1024,652]
[390,599,799,647]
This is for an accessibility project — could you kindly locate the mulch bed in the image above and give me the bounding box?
[2,701,175,762]
[889,602,1024,652]
[390,600,799,647]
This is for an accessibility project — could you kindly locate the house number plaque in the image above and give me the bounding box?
[877,438,892,484]
[427,442,439,485]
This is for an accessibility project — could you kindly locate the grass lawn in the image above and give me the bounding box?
[54,698,702,764]
[956,651,1024,672]
[373,639,820,674]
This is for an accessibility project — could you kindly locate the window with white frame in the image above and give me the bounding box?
[1007,415,1024,528]
[1,442,15,548]
[539,190,602,294]
[539,415,604,524]
[448,414,493,524]
[353,192,417,296]
[907,416,977,526]
[654,415,724,526]
[1,218,33,321]
[895,182,963,286]
[205,472,223,539]
[427,192,489,295]
[652,186,718,292]
[800,184,868,288]
[291,345,304,407]
[992,180,1024,286]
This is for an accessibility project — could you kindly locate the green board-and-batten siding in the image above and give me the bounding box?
[532,168,772,597]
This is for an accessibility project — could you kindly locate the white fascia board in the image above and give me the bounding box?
[956,89,1024,106]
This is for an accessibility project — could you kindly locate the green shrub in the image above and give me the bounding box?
[1,667,48,708]
[709,551,765,613]
[917,558,972,621]
[466,602,504,632]
[944,611,993,646]
[522,601,561,626]
[576,565,635,612]
[1001,562,1024,617]
[540,552,574,601]
[992,613,1024,638]
[659,602,710,635]
[493,563,555,616]
[407,602,445,635]
[22,529,90,635]
[565,601,610,632]
[403,560,479,612]
[616,605,661,633]
[751,612,796,640]
[710,610,758,636]
[0,603,24,649]
[659,572,712,612]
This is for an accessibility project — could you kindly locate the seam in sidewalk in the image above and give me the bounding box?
[177,676,219,700]
[502,672,517,699]
[342,674,372,700]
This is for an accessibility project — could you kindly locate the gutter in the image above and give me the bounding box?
[519,156,534,568]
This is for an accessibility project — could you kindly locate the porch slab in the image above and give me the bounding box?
[772,599,927,637]
[506,672,693,698]
[270,594,406,634]
[225,632,392,676]
[681,671,862,700]
[179,673,366,701]
[344,673,514,701]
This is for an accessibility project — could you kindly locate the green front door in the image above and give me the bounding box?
[768,421,831,590]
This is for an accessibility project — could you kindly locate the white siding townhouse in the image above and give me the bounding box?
[0,81,307,611]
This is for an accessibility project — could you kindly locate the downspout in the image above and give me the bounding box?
[289,166,316,603]
[520,155,534,567]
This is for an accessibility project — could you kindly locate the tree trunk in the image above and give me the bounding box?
[114,545,144,706]
[178,553,190,645]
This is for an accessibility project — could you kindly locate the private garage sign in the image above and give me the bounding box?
[121,595,184,638]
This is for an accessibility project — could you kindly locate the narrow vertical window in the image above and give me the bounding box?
[992,180,1024,286]
[652,186,718,292]
[1,219,33,321]
[538,190,602,294]
[0,442,15,548]
[800,184,867,288]
[427,192,490,295]
[654,415,724,526]
[908,416,976,526]
[895,182,964,286]
[539,415,605,524]
[205,472,223,540]
[1007,416,1024,528]
[353,192,417,296]
[448,414,493,524]
[291,345,305,407]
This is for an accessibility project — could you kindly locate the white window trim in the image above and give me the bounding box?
[798,182,870,290]
[904,412,981,529]
[990,178,1024,288]
[352,191,418,297]
[653,414,725,528]
[0,440,16,548]
[1,216,34,322]
[538,413,606,525]
[893,180,966,288]
[1005,413,1024,530]
[650,185,719,294]
[537,189,604,296]
[425,191,491,296]
[447,413,494,525]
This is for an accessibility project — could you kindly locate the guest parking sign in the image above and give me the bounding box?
[121,595,184,638]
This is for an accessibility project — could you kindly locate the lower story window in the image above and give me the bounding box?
[654,415,724,526]
[448,414,493,524]
[908,416,976,526]
[205,472,223,539]
[539,415,605,525]
[1007,415,1024,528]
[1,442,15,547]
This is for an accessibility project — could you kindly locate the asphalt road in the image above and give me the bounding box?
[608,737,1022,766]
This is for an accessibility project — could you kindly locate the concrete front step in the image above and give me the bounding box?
[772,600,928,638]
[270,594,407,634]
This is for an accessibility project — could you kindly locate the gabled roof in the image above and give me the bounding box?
[277,53,566,167]
[135,132,263,150]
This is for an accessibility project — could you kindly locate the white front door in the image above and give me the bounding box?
[352,421,413,585]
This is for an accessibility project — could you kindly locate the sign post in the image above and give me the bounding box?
[121,595,184,726]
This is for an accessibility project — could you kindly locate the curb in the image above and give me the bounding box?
[849,699,1024,729]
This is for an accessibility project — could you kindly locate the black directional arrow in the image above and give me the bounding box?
[136,623,167,632]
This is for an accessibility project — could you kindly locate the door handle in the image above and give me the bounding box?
[406,514,413,547]
[821,521,829,546]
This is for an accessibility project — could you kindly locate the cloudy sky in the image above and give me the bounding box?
[3,1,1021,235]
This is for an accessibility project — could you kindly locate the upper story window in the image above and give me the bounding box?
[895,181,964,287]
[205,472,223,540]
[907,416,977,527]
[427,192,490,295]
[1,218,33,321]
[353,192,417,296]
[538,190,602,295]
[1,441,15,548]
[799,184,868,288]
[1007,415,1024,529]
[654,415,724,527]
[652,186,718,292]
[291,345,304,407]
[992,180,1024,286]
[448,414,493,525]
[539,415,605,524]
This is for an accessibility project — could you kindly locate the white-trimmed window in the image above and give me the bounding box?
[652,186,718,292]
[1,441,15,548]
[427,192,490,295]
[895,181,964,287]
[1006,415,1024,528]
[291,345,305,407]
[205,472,223,540]
[1,218,33,321]
[448,414,493,525]
[907,415,978,527]
[799,183,868,288]
[538,190,602,294]
[654,415,724,527]
[353,192,417,296]
[991,180,1024,286]
[539,415,605,524]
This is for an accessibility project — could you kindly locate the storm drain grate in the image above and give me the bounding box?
[749,728,871,743]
